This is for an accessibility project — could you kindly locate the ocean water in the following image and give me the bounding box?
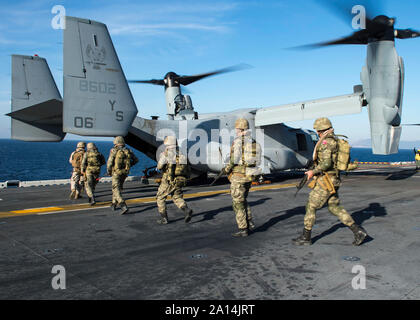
[0,139,416,182]
[0,139,156,182]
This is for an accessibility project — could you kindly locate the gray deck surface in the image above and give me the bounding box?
[0,166,419,300]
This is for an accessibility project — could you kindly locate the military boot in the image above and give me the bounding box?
[75,190,82,199]
[349,224,367,246]
[182,206,193,223]
[232,228,248,237]
[292,228,312,245]
[157,212,168,225]
[69,190,76,199]
[110,203,117,211]
[90,196,96,206]
[248,219,256,230]
[120,204,129,215]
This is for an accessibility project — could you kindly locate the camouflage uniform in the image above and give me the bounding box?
[107,136,139,214]
[69,142,86,199]
[81,143,106,205]
[156,136,192,224]
[415,150,420,170]
[224,119,262,237]
[293,117,367,246]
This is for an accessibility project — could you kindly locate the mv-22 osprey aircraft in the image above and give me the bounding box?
[7,5,420,175]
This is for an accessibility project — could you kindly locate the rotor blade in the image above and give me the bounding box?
[395,29,420,39]
[176,63,252,86]
[404,123,420,126]
[128,79,165,86]
[291,29,370,49]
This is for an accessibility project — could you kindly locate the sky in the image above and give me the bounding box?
[1,0,420,144]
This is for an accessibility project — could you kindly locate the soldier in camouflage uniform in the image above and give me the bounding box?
[155,136,193,225]
[81,142,106,205]
[107,136,139,215]
[224,118,262,237]
[415,149,420,170]
[293,117,368,246]
[69,141,86,199]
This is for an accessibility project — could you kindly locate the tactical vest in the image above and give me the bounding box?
[71,150,84,170]
[232,136,262,177]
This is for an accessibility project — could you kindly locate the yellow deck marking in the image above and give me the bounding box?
[0,182,296,219]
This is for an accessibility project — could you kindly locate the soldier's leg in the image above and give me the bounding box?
[111,174,124,209]
[328,193,367,245]
[85,174,94,198]
[156,180,169,224]
[172,186,186,210]
[74,172,82,199]
[327,193,355,227]
[172,178,193,223]
[118,174,129,214]
[243,182,255,229]
[70,171,77,199]
[293,184,329,245]
[231,181,248,237]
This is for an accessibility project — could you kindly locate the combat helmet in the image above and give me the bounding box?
[313,117,332,131]
[87,142,97,150]
[235,118,249,130]
[77,141,86,149]
[164,136,177,147]
[113,136,125,146]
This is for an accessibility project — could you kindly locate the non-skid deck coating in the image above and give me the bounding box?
[0,166,419,300]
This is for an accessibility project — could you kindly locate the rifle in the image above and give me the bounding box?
[294,174,308,197]
[210,169,226,186]
[294,160,314,197]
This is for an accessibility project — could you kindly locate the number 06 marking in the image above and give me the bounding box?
[74,117,94,128]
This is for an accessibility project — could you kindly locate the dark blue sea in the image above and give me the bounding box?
[0,139,156,182]
[0,139,416,182]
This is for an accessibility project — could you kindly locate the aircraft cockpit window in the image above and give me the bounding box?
[296,134,307,151]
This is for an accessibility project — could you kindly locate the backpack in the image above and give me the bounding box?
[335,135,356,171]
[71,150,84,169]
[113,148,131,174]
[174,154,190,178]
[87,151,103,168]
[243,138,262,178]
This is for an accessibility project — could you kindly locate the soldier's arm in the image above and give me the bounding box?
[81,153,88,173]
[69,151,75,165]
[224,140,238,174]
[107,149,116,174]
[157,151,168,171]
[312,139,335,175]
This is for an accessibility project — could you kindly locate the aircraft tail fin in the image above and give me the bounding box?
[8,55,65,141]
[63,16,138,136]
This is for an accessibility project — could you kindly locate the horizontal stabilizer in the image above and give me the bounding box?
[9,55,64,141]
[255,93,363,126]
[63,16,138,136]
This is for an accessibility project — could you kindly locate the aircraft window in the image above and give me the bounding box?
[93,34,98,47]
[296,134,307,151]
